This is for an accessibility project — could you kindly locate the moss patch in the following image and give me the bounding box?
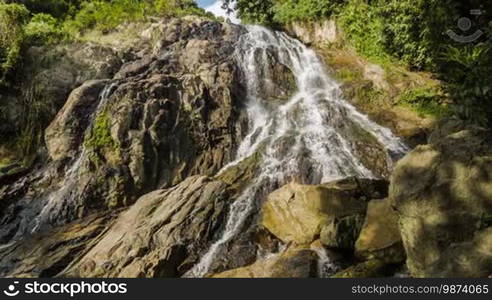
[84,111,120,166]
[318,41,444,145]
[320,40,449,117]
[396,86,450,118]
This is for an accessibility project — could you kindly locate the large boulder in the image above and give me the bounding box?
[62,176,231,278]
[45,80,109,161]
[211,246,318,278]
[0,43,122,148]
[390,129,492,277]
[261,178,388,248]
[285,20,340,46]
[355,198,404,263]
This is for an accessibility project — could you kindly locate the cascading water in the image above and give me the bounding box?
[1,83,118,240]
[30,83,118,234]
[184,25,407,278]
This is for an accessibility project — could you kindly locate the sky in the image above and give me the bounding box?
[196,0,240,24]
[196,0,216,6]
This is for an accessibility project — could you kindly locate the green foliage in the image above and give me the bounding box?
[223,0,276,25]
[441,45,492,125]
[155,0,211,17]
[337,0,390,65]
[84,112,116,151]
[62,0,212,35]
[334,67,362,82]
[24,13,66,45]
[225,0,344,25]
[63,0,150,34]
[4,0,83,18]
[274,0,345,23]
[0,2,29,86]
[397,86,449,118]
[378,0,459,71]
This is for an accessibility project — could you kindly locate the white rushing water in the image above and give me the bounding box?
[184,26,407,277]
[30,83,118,234]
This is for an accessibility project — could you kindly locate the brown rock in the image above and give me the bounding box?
[390,129,492,277]
[0,213,113,278]
[212,246,317,278]
[61,176,230,278]
[45,80,108,161]
[262,178,388,247]
[355,198,404,263]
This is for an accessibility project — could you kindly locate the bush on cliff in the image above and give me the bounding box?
[0,3,29,87]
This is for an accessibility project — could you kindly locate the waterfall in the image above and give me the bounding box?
[11,83,118,238]
[184,25,407,278]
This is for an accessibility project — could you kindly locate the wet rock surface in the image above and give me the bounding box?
[0,16,487,279]
[0,212,115,277]
[62,176,231,278]
[0,18,247,243]
[212,246,318,278]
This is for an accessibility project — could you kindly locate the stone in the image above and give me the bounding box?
[320,213,365,251]
[62,176,230,278]
[363,63,389,91]
[250,47,297,101]
[355,198,405,263]
[261,178,388,247]
[45,80,108,161]
[0,213,113,278]
[331,259,399,278]
[390,129,492,277]
[286,20,339,45]
[211,246,318,278]
[0,17,248,244]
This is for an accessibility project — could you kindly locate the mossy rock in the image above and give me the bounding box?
[355,198,405,263]
[331,259,400,278]
[321,214,365,251]
[261,177,388,246]
[390,129,492,277]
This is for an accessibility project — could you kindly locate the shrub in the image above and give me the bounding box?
[397,86,449,118]
[441,45,492,125]
[8,0,81,19]
[24,13,66,45]
[378,0,455,70]
[154,0,214,18]
[63,0,150,34]
[0,2,29,86]
[274,0,345,23]
[223,0,277,25]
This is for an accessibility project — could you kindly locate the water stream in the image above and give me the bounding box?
[184,25,407,277]
[0,83,119,240]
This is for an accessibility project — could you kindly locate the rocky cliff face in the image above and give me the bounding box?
[0,16,490,278]
[0,17,249,275]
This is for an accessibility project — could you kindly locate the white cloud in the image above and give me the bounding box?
[205,1,240,24]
